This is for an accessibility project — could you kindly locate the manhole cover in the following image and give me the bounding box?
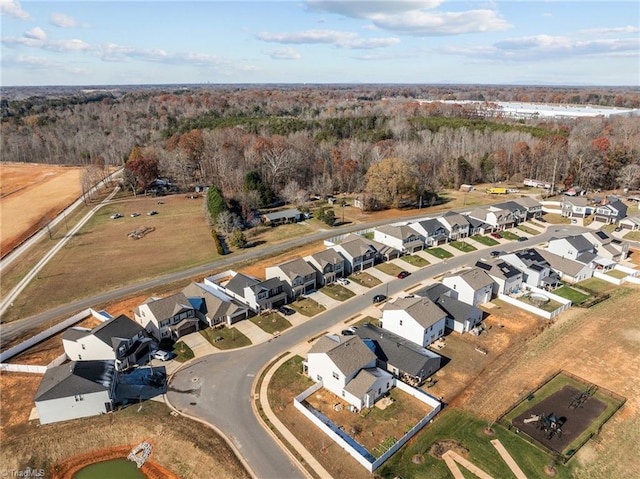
[191,377,199,382]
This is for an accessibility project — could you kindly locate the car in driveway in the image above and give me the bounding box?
[336,278,350,286]
[151,350,172,361]
[278,305,295,316]
[373,294,387,304]
[490,232,502,239]
[397,271,411,279]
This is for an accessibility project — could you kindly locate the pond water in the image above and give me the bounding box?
[73,459,147,479]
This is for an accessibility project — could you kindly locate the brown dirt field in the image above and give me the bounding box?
[1,400,250,479]
[0,372,42,434]
[0,163,84,255]
[238,240,326,279]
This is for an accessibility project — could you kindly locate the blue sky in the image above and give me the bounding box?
[1,1,638,86]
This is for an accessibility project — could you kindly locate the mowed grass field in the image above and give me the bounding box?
[2,194,218,322]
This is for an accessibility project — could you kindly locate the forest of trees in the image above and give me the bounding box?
[1,84,639,215]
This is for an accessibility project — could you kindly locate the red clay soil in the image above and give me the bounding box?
[51,443,179,479]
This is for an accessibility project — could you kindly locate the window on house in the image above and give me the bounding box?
[75,394,84,402]
[78,354,82,360]
[332,372,339,380]
[81,344,85,350]
[342,390,345,397]
[399,320,403,326]
[316,375,322,381]
[439,329,443,336]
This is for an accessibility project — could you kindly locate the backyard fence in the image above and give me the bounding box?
[498,285,571,319]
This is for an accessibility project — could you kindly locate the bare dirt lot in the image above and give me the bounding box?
[0,162,84,255]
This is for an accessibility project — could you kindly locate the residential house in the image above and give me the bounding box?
[442,267,494,306]
[437,211,470,240]
[380,296,447,347]
[500,249,561,289]
[266,257,317,298]
[304,335,393,410]
[415,283,483,334]
[329,234,397,274]
[304,249,347,286]
[475,259,524,295]
[493,201,528,224]
[409,219,449,246]
[373,225,425,254]
[134,292,198,340]
[353,323,441,386]
[546,235,600,266]
[619,213,640,231]
[512,196,543,219]
[467,206,515,231]
[561,197,594,219]
[222,273,288,313]
[261,208,302,226]
[537,249,594,284]
[182,282,249,326]
[63,314,155,370]
[464,216,491,236]
[34,360,117,425]
[594,199,627,224]
[582,230,629,262]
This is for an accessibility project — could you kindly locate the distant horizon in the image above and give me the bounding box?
[2,1,638,87]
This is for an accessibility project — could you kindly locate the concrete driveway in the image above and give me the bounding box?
[180,330,218,357]
[233,319,274,343]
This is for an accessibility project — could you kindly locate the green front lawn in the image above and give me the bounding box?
[378,408,573,479]
[349,271,382,288]
[425,247,454,259]
[449,241,478,252]
[623,231,640,241]
[516,225,540,235]
[401,254,430,267]
[200,326,252,350]
[499,230,520,240]
[553,285,590,304]
[172,341,195,362]
[471,235,499,246]
[289,297,326,317]
[250,312,292,334]
[376,262,405,276]
[320,283,356,301]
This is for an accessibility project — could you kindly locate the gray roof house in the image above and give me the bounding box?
[594,199,627,224]
[619,213,640,231]
[224,273,288,313]
[500,249,561,289]
[381,296,448,347]
[512,196,543,218]
[62,314,155,371]
[304,249,347,286]
[442,267,495,306]
[374,225,425,254]
[415,283,483,334]
[475,258,524,295]
[546,235,597,264]
[134,292,198,340]
[354,323,442,386]
[182,282,249,326]
[536,249,594,284]
[581,230,629,262]
[437,212,470,240]
[409,219,449,246]
[34,360,117,425]
[561,196,593,218]
[266,257,317,298]
[467,206,515,231]
[261,208,302,225]
[493,201,528,224]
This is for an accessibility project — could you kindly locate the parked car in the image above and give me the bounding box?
[336,278,350,286]
[110,213,123,219]
[278,305,295,316]
[130,212,140,217]
[538,217,547,223]
[490,250,502,257]
[518,236,528,242]
[147,210,159,216]
[347,326,358,332]
[373,294,387,304]
[490,232,502,239]
[397,271,411,279]
[614,226,622,232]
[341,329,354,336]
[151,350,172,361]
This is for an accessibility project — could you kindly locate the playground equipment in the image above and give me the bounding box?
[536,412,564,440]
[568,384,598,410]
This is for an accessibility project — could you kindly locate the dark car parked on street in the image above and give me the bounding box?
[373,294,387,303]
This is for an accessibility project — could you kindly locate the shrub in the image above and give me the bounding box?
[211,229,225,255]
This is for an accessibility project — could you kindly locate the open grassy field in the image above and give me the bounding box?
[0,162,84,255]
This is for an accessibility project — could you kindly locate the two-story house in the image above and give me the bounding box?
[330,235,379,274]
[546,235,597,264]
[409,218,449,246]
[493,201,528,225]
[373,225,425,254]
[561,197,593,219]
[63,314,155,370]
[500,249,561,289]
[582,230,629,262]
[475,259,524,295]
[415,283,483,334]
[304,335,393,410]
[304,249,347,286]
[266,257,317,298]
[222,273,289,313]
[467,207,515,231]
[537,249,594,284]
[512,196,543,219]
[593,199,628,225]
[437,212,470,240]
[182,282,249,326]
[442,267,495,306]
[380,296,447,347]
[134,292,198,340]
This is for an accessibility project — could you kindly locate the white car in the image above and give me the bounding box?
[151,350,172,361]
[336,278,350,285]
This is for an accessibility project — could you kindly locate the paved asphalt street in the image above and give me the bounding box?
[167,225,587,479]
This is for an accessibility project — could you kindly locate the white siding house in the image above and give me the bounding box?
[380,297,447,347]
[475,259,524,295]
[442,268,494,306]
[374,225,425,254]
[266,257,317,298]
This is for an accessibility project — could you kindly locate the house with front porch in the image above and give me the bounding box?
[500,249,562,289]
[134,292,198,340]
[305,249,347,286]
[222,273,289,313]
[304,335,393,411]
[493,201,528,225]
[380,296,447,347]
[512,196,543,219]
[374,225,425,254]
[330,235,379,274]
[467,206,515,231]
[593,199,627,224]
[266,257,317,298]
[34,360,117,425]
[63,314,155,370]
[561,197,593,219]
[475,258,524,295]
[182,282,249,326]
[442,267,494,306]
[464,216,492,236]
[409,218,449,246]
[437,211,470,240]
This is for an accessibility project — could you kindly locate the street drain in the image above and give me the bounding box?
[191,377,199,382]
[190,402,197,406]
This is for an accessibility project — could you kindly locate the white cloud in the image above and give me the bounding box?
[579,26,640,35]
[24,27,46,40]
[49,12,83,28]
[0,0,29,20]
[263,48,302,60]
[257,29,399,49]
[306,1,511,36]
[4,54,87,74]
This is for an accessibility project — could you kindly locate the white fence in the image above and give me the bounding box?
[498,285,572,320]
[293,379,441,472]
[0,363,46,373]
[0,308,109,363]
[594,271,623,285]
